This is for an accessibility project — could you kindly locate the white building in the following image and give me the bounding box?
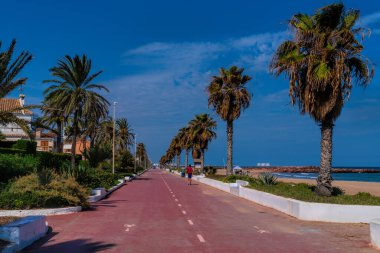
[0,94,33,141]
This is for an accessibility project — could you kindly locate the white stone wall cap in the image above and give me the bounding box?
[0,206,82,217]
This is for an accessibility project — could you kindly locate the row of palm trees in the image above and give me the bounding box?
[0,42,148,170]
[161,3,374,196]
[160,114,216,172]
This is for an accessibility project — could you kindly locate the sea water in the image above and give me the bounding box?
[274,167,380,183]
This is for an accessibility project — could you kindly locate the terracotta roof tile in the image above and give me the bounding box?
[0,98,33,115]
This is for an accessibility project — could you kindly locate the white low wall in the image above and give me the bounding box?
[195,177,380,224]
[107,179,125,195]
[198,177,230,193]
[371,219,380,249]
[0,206,82,217]
[88,188,107,203]
[0,216,48,251]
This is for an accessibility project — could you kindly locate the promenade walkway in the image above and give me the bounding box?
[24,170,376,253]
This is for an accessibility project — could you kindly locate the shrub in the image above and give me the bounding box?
[12,140,37,154]
[0,147,27,155]
[76,169,120,190]
[204,166,216,175]
[257,172,278,185]
[0,154,39,183]
[0,172,89,209]
[36,152,81,170]
[0,141,16,149]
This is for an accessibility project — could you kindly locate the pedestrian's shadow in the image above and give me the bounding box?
[23,229,115,252]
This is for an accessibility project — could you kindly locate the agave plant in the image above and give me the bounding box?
[258,173,278,185]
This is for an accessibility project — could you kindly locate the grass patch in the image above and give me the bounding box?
[207,175,380,206]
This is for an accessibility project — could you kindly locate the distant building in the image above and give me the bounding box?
[0,95,33,141]
[63,138,90,157]
[34,129,57,152]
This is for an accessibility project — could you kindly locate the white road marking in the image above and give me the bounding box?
[187,220,194,225]
[182,210,186,215]
[253,226,270,234]
[175,199,178,202]
[124,224,136,232]
[172,195,175,197]
[178,204,182,207]
[197,234,206,243]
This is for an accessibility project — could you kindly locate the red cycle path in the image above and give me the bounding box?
[24,170,376,253]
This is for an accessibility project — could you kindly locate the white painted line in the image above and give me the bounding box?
[172,195,175,197]
[197,234,206,243]
[187,220,194,225]
[182,210,186,215]
[175,199,178,202]
[178,204,182,207]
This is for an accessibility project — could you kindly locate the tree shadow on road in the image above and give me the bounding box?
[23,230,116,253]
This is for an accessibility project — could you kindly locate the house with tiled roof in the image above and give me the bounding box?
[0,94,33,141]
[34,129,58,152]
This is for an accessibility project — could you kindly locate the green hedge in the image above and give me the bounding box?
[76,169,120,190]
[12,140,37,154]
[0,154,39,183]
[36,152,82,170]
[0,141,16,149]
[0,147,27,155]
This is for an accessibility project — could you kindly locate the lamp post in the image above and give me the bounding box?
[134,134,137,173]
[112,102,117,174]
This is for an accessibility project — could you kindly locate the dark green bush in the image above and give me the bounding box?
[0,147,27,155]
[36,152,82,170]
[76,169,120,190]
[0,141,16,149]
[12,140,37,154]
[0,154,39,183]
[0,172,89,209]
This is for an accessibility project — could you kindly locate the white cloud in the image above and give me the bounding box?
[360,11,380,26]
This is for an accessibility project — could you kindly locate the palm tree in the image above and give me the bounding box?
[44,55,110,168]
[169,134,182,170]
[270,3,374,196]
[0,40,33,135]
[116,118,134,152]
[207,66,251,175]
[188,113,217,172]
[178,127,192,167]
[39,106,66,152]
[136,142,146,167]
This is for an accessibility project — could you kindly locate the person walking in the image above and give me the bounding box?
[186,164,193,185]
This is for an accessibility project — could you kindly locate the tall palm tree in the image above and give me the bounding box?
[44,55,110,168]
[169,134,182,170]
[178,127,192,167]
[39,106,66,152]
[207,66,251,175]
[0,40,33,135]
[136,142,146,167]
[270,3,374,196]
[188,113,217,172]
[116,118,134,152]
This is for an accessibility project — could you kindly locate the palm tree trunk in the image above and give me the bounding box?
[185,150,189,167]
[316,121,334,196]
[57,120,62,153]
[176,154,180,171]
[201,150,204,174]
[226,120,233,175]
[71,112,78,169]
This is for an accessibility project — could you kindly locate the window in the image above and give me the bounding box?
[41,141,49,147]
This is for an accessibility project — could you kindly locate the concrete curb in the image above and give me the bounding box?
[371,219,380,249]
[0,206,82,217]
[0,216,48,252]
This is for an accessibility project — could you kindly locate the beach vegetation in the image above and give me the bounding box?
[207,175,380,205]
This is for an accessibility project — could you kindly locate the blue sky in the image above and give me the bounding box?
[2,0,380,166]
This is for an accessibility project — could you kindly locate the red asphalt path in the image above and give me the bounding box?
[24,170,376,253]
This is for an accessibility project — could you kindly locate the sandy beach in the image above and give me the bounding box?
[278,178,380,196]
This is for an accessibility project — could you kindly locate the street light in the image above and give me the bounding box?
[112,102,117,174]
[134,134,137,173]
